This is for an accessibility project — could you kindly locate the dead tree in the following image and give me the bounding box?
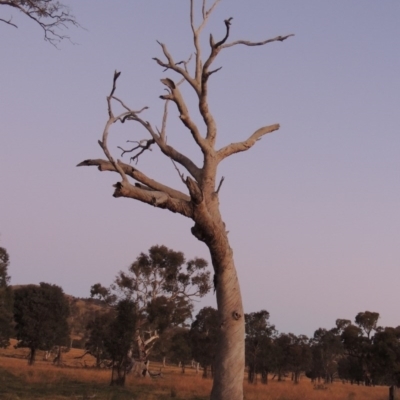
[78,1,293,398]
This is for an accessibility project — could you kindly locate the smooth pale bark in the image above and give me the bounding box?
[190,179,245,399]
[210,251,244,398]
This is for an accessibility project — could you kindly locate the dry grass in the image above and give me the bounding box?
[0,341,390,399]
[243,379,388,400]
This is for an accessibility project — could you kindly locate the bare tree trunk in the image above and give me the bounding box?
[248,365,255,384]
[28,347,36,365]
[141,360,151,378]
[53,346,62,366]
[278,370,283,382]
[261,369,268,385]
[110,363,126,386]
[96,349,101,368]
[192,212,245,400]
[43,350,50,361]
[211,270,245,400]
[389,385,398,400]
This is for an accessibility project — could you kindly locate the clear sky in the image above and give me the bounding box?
[1,1,399,337]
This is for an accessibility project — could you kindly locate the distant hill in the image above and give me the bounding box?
[11,285,110,348]
[66,295,111,347]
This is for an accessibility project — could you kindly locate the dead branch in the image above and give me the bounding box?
[101,72,203,185]
[215,17,232,48]
[171,159,186,185]
[216,176,225,194]
[190,0,221,83]
[74,350,93,359]
[134,183,154,191]
[0,16,17,27]
[113,180,193,217]
[217,124,280,161]
[185,177,203,205]
[77,159,190,202]
[0,0,80,46]
[159,100,169,142]
[200,22,293,145]
[191,0,220,36]
[160,77,208,152]
[117,138,155,164]
[128,114,203,181]
[156,55,190,143]
[153,41,200,94]
[175,53,193,69]
[221,34,295,49]
[109,70,121,99]
[107,73,202,181]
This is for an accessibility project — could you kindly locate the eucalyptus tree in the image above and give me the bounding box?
[245,310,276,384]
[105,299,137,386]
[90,245,211,362]
[78,1,292,398]
[190,306,219,378]
[355,311,380,339]
[288,334,312,384]
[13,283,70,365]
[340,313,379,385]
[371,326,400,386]
[169,327,192,374]
[84,310,115,368]
[309,327,343,383]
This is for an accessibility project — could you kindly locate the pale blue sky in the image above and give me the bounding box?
[1,1,399,336]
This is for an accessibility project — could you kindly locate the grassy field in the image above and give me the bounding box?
[0,341,389,400]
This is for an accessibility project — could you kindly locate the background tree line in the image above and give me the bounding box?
[1,246,71,365]
[1,244,399,389]
[243,310,400,388]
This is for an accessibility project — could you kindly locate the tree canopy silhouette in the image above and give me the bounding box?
[0,246,13,348]
[13,282,70,365]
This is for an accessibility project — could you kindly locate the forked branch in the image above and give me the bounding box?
[160,77,208,152]
[77,159,190,202]
[153,42,199,95]
[117,139,156,164]
[104,72,202,182]
[190,0,221,83]
[0,16,16,27]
